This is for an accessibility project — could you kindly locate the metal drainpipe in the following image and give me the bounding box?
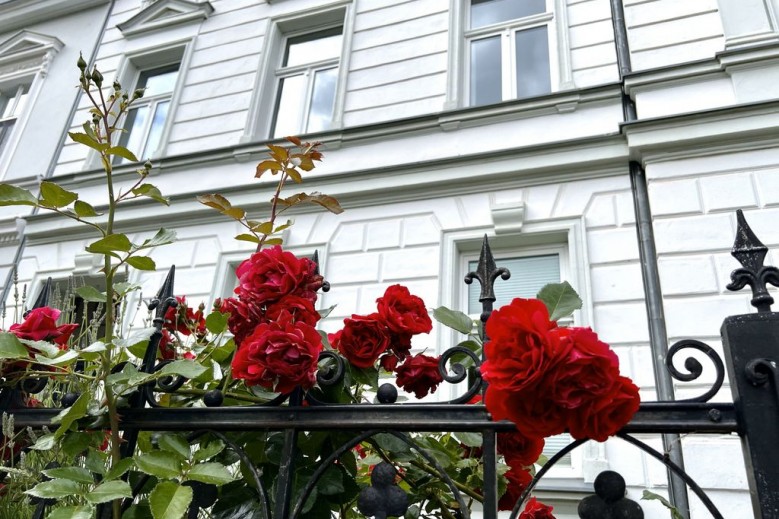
[609,1,691,517]
[0,0,116,306]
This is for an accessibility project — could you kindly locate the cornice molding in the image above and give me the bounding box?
[0,30,64,79]
[0,0,109,34]
[117,0,215,38]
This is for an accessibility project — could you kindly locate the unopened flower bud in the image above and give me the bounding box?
[91,66,103,87]
[92,114,100,125]
[113,80,121,91]
[77,54,87,71]
[133,88,144,100]
[122,92,129,100]
[144,160,152,171]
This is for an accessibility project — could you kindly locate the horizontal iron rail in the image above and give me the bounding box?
[6,402,738,433]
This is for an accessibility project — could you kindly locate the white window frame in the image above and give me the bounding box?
[445,0,574,110]
[83,41,192,170]
[0,83,29,158]
[242,1,355,142]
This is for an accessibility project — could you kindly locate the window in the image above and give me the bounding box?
[116,63,180,163]
[464,247,575,469]
[271,27,342,138]
[465,0,555,106]
[0,83,29,158]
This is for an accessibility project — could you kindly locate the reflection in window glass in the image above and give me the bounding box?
[0,120,15,156]
[285,30,343,67]
[307,67,337,133]
[145,101,170,158]
[121,105,149,160]
[516,26,551,98]
[470,36,502,106]
[140,68,179,97]
[273,74,306,138]
[470,0,546,29]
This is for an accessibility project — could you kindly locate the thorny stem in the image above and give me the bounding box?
[256,171,288,251]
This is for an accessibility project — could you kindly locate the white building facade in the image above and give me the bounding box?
[2,0,778,517]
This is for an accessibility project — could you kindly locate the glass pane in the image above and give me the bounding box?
[515,26,551,98]
[470,36,502,106]
[285,29,343,67]
[273,74,306,138]
[0,120,15,156]
[118,105,149,162]
[143,101,169,159]
[471,0,546,29]
[138,65,179,97]
[306,67,337,133]
[468,254,560,314]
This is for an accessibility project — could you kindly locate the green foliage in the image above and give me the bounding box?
[0,184,37,206]
[149,482,192,519]
[433,306,474,334]
[536,281,582,322]
[642,490,685,519]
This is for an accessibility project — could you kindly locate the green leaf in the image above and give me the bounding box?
[26,478,83,499]
[159,434,191,461]
[140,228,177,249]
[159,360,207,379]
[43,466,94,484]
[536,281,582,322]
[186,462,234,486]
[149,481,193,519]
[127,255,156,271]
[642,490,685,519]
[75,285,106,302]
[85,448,107,476]
[249,221,273,234]
[86,480,133,504]
[0,184,37,206]
[19,338,59,356]
[454,432,483,448]
[52,392,90,438]
[193,440,225,463]
[433,306,474,335]
[104,458,135,482]
[263,237,283,246]
[316,464,344,496]
[40,181,78,208]
[86,234,132,254]
[197,194,245,220]
[47,505,94,519]
[74,200,100,217]
[205,311,229,334]
[106,146,138,162]
[133,184,169,206]
[135,451,182,479]
[61,431,94,457]
[235,233,260,244]
[34,349,79,366]
[122,504,154,519]
[29,433,56,451]
[0,332,29,359]
[69,131,109,152]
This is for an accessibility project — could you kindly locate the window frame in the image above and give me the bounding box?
[0,83,30,159]
[114,62,181,164]
[465,0,558,106]
[270,25,344,138]
[242,1,355,142]
[446,0,574,110]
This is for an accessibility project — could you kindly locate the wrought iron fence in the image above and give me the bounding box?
[1,208,777,519]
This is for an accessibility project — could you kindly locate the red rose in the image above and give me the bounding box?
[235,246,322,304]
[10,307,78,347]
[159,329,175,360]
[388,331,412,360]
[395,353,443,398]
[266,296,320,327]
[519,497,556,518]
[481,299,569,393]
[330,315,390,369]
[498,466,532,511]
[222,297,267,346]
[231,311,322,394]
[567,376,640,442]
[546,327,619,409]
[376,285,432,335]
[497,431,545,468]
[379,353,399,372]
[485,387,567,438]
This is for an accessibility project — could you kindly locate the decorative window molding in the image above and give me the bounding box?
[445,0,574,110]
[117,0,214,38]
[242,0,355,142]
[0,30,63,177]
[0,0,109,35]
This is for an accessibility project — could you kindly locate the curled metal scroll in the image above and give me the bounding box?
[289,429,471,519]
[745,358,779,404]
[19,376,47,394]
[315,350,345,388]
[435,346,484,404]
[665,339,725,403]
